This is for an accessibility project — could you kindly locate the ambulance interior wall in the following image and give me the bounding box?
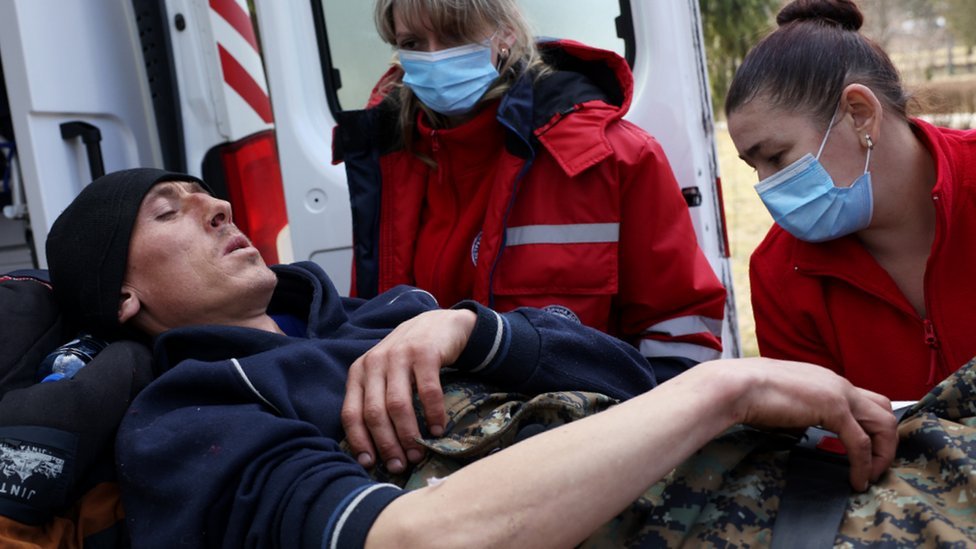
[0,50,35,273]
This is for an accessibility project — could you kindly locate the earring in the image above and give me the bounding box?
[865,134,874,149]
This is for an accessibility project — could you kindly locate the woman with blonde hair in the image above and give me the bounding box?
[333,0,728,472]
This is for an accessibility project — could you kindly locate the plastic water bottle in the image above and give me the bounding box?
[37,333,109,383]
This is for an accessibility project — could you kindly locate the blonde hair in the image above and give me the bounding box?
[373,0,551,157]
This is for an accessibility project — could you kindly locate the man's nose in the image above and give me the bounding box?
[200,195,233,228]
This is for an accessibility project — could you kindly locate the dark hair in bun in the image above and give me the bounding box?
[777,0,863,31]
[725,0,909,124]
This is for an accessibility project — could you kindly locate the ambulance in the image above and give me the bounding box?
[0,0,741,356]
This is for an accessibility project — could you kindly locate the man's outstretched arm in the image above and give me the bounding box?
[365,358,897,549]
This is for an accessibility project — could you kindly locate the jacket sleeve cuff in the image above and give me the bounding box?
[450,301,540,386]
[307,477,403,549]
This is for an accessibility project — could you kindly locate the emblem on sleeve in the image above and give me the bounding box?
[471,232,482,266]
[542,305,581,324]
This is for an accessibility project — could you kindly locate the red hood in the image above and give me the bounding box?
[537,38,633,118]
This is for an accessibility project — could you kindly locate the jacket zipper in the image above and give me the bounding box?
[536,105,580,136]
[923,319,939,386]
[430,129,439,154]
[922,190,946,387]
[487,113,536,308]
[428,128,448,294]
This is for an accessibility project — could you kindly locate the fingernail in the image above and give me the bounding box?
[430,425,444,437]
[387,459,404,473]
[357,453,373,467]
[863,480,870,492]
[407,449,423,462]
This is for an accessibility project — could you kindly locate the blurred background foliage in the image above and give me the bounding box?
[701,0,976,124]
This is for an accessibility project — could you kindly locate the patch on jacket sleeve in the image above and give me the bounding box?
[542,304,581,324]
[0,426,77,525]
[471,232,482,266]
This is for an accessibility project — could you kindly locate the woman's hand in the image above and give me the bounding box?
[717,358,898,490]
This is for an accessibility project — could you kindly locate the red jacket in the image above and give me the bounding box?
[334,40,726,381]
[750,119,976,400]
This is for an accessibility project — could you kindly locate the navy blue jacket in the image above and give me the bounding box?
[116,262,656,548]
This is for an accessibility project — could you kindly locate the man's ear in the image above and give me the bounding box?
[842,83,883,148]
[118,285,141,324]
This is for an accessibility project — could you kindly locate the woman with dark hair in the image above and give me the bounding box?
[726,0,976,400]
[333,0,728,419]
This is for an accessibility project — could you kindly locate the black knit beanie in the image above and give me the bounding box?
[45,168,207,339]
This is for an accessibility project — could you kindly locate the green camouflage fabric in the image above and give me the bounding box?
[591,358,976,548]
[347,360,976,546]
[342,374,618,488]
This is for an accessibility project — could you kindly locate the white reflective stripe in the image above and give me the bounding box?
[470,310,504,374]
[230,358,282,415]
[644,316,723,338]
[639,340,721,363]
[330,483,401,549]
[388,288,439,307]
[505,223,619,247]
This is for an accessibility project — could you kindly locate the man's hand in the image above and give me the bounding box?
[718,358,898,491]
[342,309,477,473]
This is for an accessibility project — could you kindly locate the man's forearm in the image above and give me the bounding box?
[366,361,742,548]
[366,358,897,548]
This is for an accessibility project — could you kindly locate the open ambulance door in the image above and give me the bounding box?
[0,0,291,271]
[256,0,741,357]
[0,0,164,271]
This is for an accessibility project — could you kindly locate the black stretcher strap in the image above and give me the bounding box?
[770,406,913,549]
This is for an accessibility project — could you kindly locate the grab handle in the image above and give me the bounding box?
[60,121,105,180]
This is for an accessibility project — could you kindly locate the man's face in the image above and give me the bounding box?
[120,180,278,335]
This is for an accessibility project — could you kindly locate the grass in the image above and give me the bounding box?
[715,125,773,358]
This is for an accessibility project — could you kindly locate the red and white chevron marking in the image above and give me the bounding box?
[209,0,273,128]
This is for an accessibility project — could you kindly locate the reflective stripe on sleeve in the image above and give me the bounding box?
[639,339,721,363]
[330,483,401,549]
[505,223,620,247]
[470,310,505,374]
[644,315,723,338]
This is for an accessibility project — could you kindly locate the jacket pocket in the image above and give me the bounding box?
[492,224,619,296]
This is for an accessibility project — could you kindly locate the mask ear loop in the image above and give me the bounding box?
[863,134,874,174]
[815,108,840,160]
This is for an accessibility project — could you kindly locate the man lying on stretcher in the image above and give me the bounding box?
[27,168,896,547]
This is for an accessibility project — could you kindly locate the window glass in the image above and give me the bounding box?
[317,0,627,112]
[521,0,624,55]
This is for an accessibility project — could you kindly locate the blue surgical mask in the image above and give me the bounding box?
[399,41,499,117]
[755,111,874,243]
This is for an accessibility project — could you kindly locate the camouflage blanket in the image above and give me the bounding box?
[345,375,618,488]
[349,362,976,547]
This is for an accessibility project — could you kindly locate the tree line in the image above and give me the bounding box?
[700,0,976,116]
